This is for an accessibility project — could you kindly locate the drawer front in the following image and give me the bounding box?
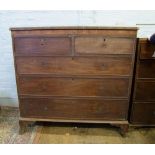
[139,41,155,59]
[18,77,129,97]
[131,102,155,124]
[134,81,155,101]
[16,57,132,76]
[137,60,155,78]
[75,37,135,55]
[20,98,128,120]
[14,37,71,56]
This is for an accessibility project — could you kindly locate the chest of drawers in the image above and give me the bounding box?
[10,27,137,135]
[130,38,155,125]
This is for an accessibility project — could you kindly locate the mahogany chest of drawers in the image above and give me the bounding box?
[130,38,155,125]
[10,27,137,135]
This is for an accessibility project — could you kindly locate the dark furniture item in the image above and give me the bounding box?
[149,33,155,44]
[130,38,155,125]
[10,27,137,135]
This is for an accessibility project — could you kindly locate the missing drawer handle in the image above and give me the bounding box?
[101,64,106,68]
[41,61,48,67]
[41,85,47,91]
[44,107,48,111]
[99,86,105,90]
[102,43,107,47]
[40,39,46,45]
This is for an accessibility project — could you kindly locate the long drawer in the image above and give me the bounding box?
[20,97,128,120]
[18,77,129,97]
[131,102,155,124]
[137,60,155,78]
[134,80,155,101]
[14,37,71,56]
[75,37,135,55]
[16,57,132,76]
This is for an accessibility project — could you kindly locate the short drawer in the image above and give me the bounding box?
[20,98,128,120]
[16,57,132,76]
[14,37,71,56]
[134,80,155,101]
[137,60,155,78]
[18,77,129,97]
[131,102,155,124]
[139,40,155,59]
[75,37,135,55]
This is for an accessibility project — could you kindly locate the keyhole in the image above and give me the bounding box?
[41,39,45,45]
[41,62,47,67]
[41,85,47,91]
[102,38,107,47]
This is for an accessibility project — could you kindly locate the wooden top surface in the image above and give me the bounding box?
[139,38,149,43]
[10,26,138,31]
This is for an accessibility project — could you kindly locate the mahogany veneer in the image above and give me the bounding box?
[10,27,138,135]
[131,38,155,125]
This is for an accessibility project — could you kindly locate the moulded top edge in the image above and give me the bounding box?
[10,26,139,31]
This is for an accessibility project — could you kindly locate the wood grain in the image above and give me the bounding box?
[20,97,128,120]
[11,27,137,134]
[137,60,155,78]
[16,57,132,76]
[131,102,155,124]
[18,77,129,97]
[139,40,155,59]
[134,80,155,101]
[75,37,135,55]
[14,37,71,56]
[11,28,137,38]
[131,38,155,126]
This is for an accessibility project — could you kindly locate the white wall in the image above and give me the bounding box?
[0,10,155,107]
